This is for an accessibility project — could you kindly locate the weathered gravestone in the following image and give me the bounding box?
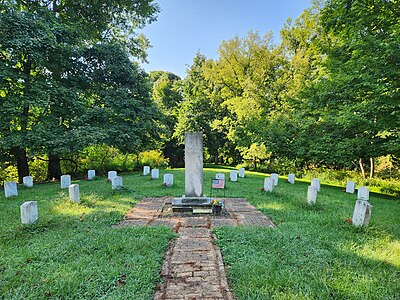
[229,170,238,182]
[311,178,321,192]
[357,186,369,201]
[69,184,80,203]
[215,173,225,180]
[20,201,38,224]
[346,181,356,194]
[4,181,18,197]
[108,171,117,182]
[270,173,279,186]
[264,177,274,192]
[288,174,295,184]
[307,186,317,205]
[60,175,71,189]
[352,200,372,226]
[88,170,96,180]
[151,169,160,179]
[164,174,174,187]
[185,132,203,197]
[143,166,150,176]
[23,176,33,187]
[112,176,123,190]
[172,132,212,213]
[239,168,245,178]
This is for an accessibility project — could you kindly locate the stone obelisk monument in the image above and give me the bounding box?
[185,132,203,197]
[172,132,211,212]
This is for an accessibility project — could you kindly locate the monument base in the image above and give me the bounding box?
[171,196,213,213]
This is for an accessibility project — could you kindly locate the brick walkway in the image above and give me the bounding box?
[118,198,275,300]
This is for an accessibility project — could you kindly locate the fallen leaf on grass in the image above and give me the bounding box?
[115,274,127,287]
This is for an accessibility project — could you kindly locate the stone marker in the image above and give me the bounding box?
[346,181,356,194]
[69,184,80,203]
[307,186,317,205]
[112,176,123,190]
[230,170,238,182]
[185,132,203,197]
[164,174,174,187]
[264,177,274,192]
[88,170,96,180]
[143,166,150,176]
[311,178,321,192]
[108,171,117,182]
[239,168,245,178]
[357,186,369,201]
[60,175,71,189]
[270,173,279,186]
[151,169,160,179]
[352,200,372,226]
[4,181,18,197]
[23,176,33,187]
[288,174,295,184]
[20,201,38,224]
[215,173,225,180]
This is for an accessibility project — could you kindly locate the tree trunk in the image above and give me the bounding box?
[12,147,29,183]
[359,158,366,180]
[47,154,61,180]
[369,157,375,178]
[253,157,257,169]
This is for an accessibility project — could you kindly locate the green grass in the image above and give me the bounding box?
[1,168,399,299]
[0,174,177,299]
[211,170,400,300]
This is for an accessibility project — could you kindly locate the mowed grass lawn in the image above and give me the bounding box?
[1,167,399,299]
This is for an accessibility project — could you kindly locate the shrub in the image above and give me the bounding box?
[140,150,169,168]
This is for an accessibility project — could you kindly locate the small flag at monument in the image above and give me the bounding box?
[212,178,225,189]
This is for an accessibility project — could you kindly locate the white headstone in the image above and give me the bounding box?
[4,181,18,197]
[164,174,174,187]
[264,177,274,192]
[20,201,38,224]
[288,174,295,184]
[151,169,159,179]
[69,184,80,203]
[311,178,320,192]
[60,175,71,189]
[357,186,369,201]
[307,186,317,205]
[23,176,33,187]
[88,170,96,180]
[107,171,117,182]
[239,168,245,178]
[270,173,279,186]
[230,170,238,182]
[215,173,225,180]
[112,176,123,190]
[346,181,356,194]
[143,166,150,176]
[352,200,372,226]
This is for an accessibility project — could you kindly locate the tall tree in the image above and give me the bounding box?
[0,0,160,180]
[149,71,184,167]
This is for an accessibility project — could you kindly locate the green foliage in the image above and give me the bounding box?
[140,150,169,168]
[0,0,161,180]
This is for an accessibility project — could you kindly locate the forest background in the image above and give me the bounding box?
[0,0,399,196]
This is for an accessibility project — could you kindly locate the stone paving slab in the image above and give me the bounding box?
[118,197,275,299]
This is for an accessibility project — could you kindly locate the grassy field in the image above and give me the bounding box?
[1,167,399,299]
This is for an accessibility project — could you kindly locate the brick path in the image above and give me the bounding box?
[118,198,274,300]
